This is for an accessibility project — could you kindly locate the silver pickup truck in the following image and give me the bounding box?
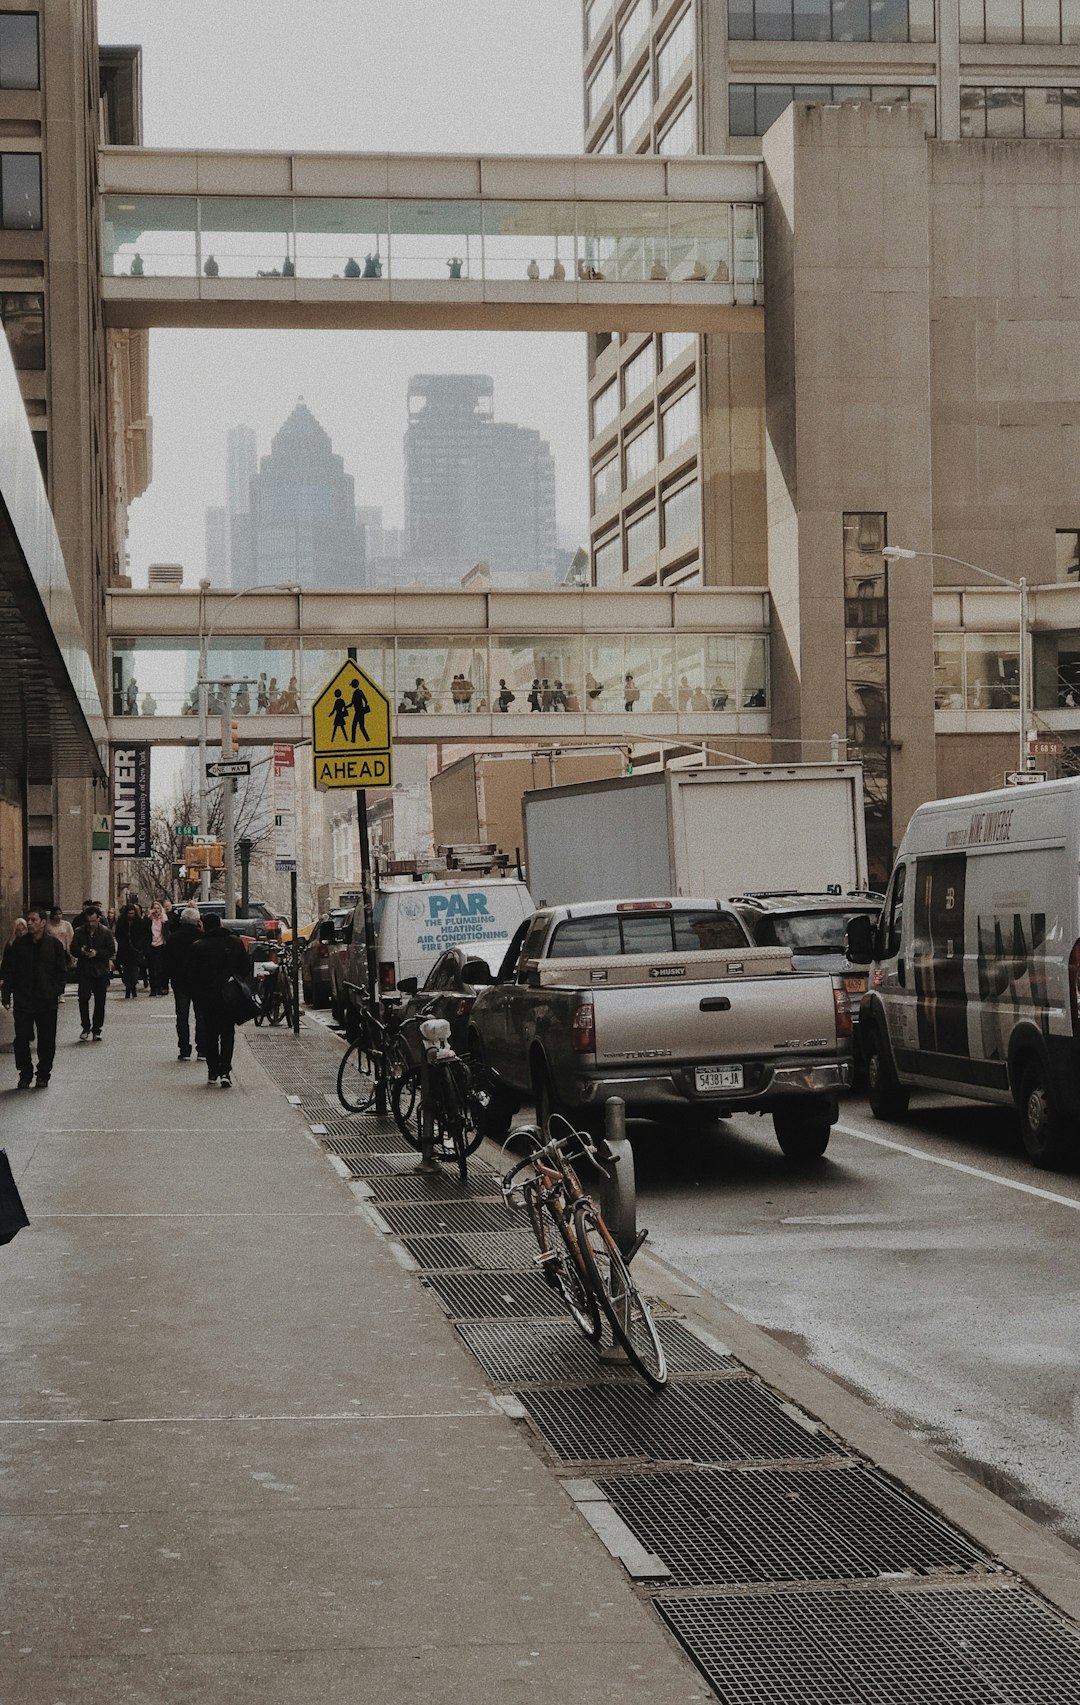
[468,898,853,1162]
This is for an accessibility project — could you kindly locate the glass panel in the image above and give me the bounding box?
[1024,0,1061,37]
[740,636,769,708]
[583,640,624,709]
[908,0,936,33]
[1065,0,1080,39]
[0,13,39,88]
[833,0,871,34]
[728,84,757,135]
[657,98,696,154]
[586,0,613,44]
[755,84,794,133]
[756,0,794,34]
[793,83,832,100]
[965,633,1020,708]
[1034,630,1080,707]
[1056,530,1080,580]
[619,72,652,145]
[734,204,762,282]
[657,8,694,88]
[0,291,43,369]
[625,507,658,568]
[1,153,40,230]
[729,0,756,37]
[662,478,699,544]
[592,454,620,510]
[594,534,622,586]
[871,0,909,37]
[933,633,965,708]
[482,199,575,282]
[103,193,198,277]
[794,0,832,36]
[623,339,656,403]
[110,637,302,719]
[625,421,657,486]
[661,385,699,457]
[199,196,294,278]
[661,329,697,370]
[302,643,392,714]
[488,635,583,713]
[294,198,388,279]
[669,201,732,281]
[907,86,937,132]
[1025,85,1062,135]
[388,200,481,281]
[833,84,872,100]
[1063,86,1080,135]
[597,127,618,154]
[619,0,650,65]
[623,637,677,709]
[393,636,488,715]
[871,84,909,101]
[985,85,1024,135]
[549,914,621,956]
[592,378,619,436]
[578,201,668,281]
[958,0,983,34]
[960,86,987,137]
[587,50,615,121]
[983,0,1023,36]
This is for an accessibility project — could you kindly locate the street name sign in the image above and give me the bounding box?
[311,657,393,790]
[1029,737,1065,757]
[206,759,251,778]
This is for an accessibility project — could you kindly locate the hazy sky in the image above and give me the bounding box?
[97,1,588,581]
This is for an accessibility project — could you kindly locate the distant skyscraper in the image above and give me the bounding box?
[204,505,228,586]
[231,400,364,590]
[225,423,258,586]
[403,375,557,586]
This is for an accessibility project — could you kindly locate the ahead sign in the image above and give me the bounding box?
[311,657,393,790]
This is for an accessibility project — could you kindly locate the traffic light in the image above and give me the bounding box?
[229,720,240,755]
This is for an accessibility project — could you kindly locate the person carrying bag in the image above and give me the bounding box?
[189,915,253,1090]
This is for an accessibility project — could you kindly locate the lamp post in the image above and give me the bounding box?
[881,546,1031,775]
[197,581,301,904]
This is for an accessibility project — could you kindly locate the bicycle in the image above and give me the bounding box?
[335,984,413,1115]
[252,946,294,1027]
[391,1016,484,1184]
[501,1118,667,1387]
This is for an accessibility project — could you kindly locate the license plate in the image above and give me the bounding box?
[695,1064,744,1093]
[842,975,867,995]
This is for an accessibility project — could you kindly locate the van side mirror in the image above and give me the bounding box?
[318,920,337,943]
[846,914,875,965]
[462,957,493,986]
[398,976,419,996]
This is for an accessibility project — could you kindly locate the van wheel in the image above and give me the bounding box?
[1017,1059,1071,1170]
[865,1025,910,1121]
[772,1103,832,1164]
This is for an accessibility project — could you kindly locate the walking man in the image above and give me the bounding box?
[1,906,67,1088]
[71,904,116,1042]
[190,913,249,1089]
[164,906,204,1062]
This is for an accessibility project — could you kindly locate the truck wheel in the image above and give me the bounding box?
[865,1024,910,1122]
[1017,1059,1071,1170]
[772,1104,832,1164]
[469,1038,517,1142]
[533,1061,562,1137]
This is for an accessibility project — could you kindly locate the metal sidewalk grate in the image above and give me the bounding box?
[456,1316,741,1386]
[398,1230,540,1270]
[657,1583,1080,1705]
[422,1269,572,1319]
[516,1380,841,1466]
[375,1198,511,1236]
[596,1465,992,1587]
[312,1109,404,1140]
[363,1170,500,1204]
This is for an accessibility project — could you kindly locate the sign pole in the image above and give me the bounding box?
[348,644,385,1114]
[290,868,301,1036]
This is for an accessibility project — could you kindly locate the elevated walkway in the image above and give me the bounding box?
[99,147,764,334]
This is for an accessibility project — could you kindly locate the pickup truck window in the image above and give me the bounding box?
[549,916,621,958]
[548,909,747,958]
[514,913,551,979]
[672,911,747,951]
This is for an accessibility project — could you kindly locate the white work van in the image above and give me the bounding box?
[853,778,1080,1168]
[328,874,534,1029]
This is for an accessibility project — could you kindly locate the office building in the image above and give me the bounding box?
[230,399,364,591]
[205,504,228,585]
[404,375,558,586]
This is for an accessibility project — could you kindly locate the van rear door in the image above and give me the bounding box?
[390,882,534,989]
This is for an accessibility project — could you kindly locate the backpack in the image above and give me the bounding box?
[221,975,262,1025]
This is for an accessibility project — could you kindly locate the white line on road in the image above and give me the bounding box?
[833,1121,1080,1211]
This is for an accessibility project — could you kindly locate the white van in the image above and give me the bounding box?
[329,874,534,1028]
[853,778,1080,1168]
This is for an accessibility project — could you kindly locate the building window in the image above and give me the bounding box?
[657,8,694,95]
[624,420,657,486]
[587,51,615,123]
[662,478,699,546]
[618,0,650,65]
[592,453,620,510]
[658,98,696,154]
[0,12,38,87]
[594,532,622,585]
[1056,530,1080,581]
[660,330,697,371]
[965,633,1021,708]
[728,0,933,37]
[729,82,935,135]
[0,152,41,229]
[661,385,698,459]
[844,513,893,886]
[960,0,1080,41]
[1034,628,1080,707]
[0,291,43,369]
[592,378,619,437]
[960,85,1080,137]
[596,127,618,153]
[623,339,656,406]
[626,507,658,568]
[933,633,965,709]
[586,0,613,44]
[619,71,652,145]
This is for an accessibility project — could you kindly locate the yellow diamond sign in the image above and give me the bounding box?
[311,658,393,790]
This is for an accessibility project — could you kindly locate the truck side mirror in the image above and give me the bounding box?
[846,914,875,965]
[462,957,493,986]
[398,976,419,996]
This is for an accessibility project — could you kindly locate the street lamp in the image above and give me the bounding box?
[882,546,1031,775]
[197,581,301,908]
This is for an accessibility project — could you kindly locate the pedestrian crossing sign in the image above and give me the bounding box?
[311,658,393,790]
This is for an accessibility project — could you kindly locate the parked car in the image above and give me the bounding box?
[397,940,509,1052]
[301,909,352,1008]
[730,891,884,1038]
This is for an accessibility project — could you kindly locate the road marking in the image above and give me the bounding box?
[833,1121,1080,1211]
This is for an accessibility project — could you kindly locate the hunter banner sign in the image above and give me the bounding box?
[111,744,151,858]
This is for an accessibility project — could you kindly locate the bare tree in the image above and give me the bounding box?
[124,766,275,906]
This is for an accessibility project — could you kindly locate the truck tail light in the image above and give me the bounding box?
[456,997,474,1016]
[1070,940,1080,1038]
[571,997,596,1055]
[833,985,853,1041]
[379,961,396,992]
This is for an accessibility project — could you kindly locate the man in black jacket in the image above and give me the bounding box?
[163,906,204,1062]
[71,905,117,1042]
[1,905,68,1088]
[189,913,249,1088]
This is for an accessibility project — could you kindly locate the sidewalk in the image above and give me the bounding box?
[1,999,704,1704]
[6,996,1080,1704]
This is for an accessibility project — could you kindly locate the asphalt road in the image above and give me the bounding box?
[631,1092,1080,1548]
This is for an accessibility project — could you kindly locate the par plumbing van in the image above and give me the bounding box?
[852,777,1080,1168]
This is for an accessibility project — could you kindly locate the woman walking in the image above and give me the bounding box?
[147,901,169,996]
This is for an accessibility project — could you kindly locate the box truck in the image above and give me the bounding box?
[521,764,868,907]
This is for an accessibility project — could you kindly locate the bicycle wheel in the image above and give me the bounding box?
[572,1200,667,1387]
[523,1180,601,1342]
[336,1036,378,1114]
[392,1065,423,1147]
[267,986,286,1026]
